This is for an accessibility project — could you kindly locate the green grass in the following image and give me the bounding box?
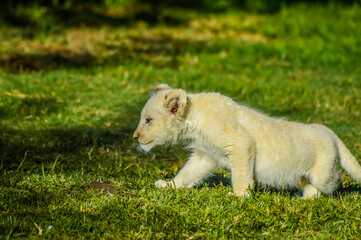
[1,1,361,239]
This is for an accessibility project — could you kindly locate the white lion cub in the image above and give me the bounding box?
[133,84,361,198]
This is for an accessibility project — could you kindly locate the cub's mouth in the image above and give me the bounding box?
[138,140,154,153]
[140,139,154,145]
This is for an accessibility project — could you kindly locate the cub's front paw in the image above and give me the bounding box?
[155,179,169,188]
[233,190,250,198]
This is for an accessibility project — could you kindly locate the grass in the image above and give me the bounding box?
[1,1,361,239]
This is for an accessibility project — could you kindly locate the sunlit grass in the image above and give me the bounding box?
[1,1,361,238]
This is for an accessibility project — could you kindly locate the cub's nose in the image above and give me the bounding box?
[133,131,139,140]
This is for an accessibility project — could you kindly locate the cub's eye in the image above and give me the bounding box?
[145,118,152,125]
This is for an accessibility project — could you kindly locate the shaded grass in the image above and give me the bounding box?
[1,1,361,239]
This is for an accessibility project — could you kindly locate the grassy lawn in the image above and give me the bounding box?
[1,1,361,238]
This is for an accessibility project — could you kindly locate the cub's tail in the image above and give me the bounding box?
[337,137,361,183]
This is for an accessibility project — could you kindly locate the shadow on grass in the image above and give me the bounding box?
[0,52,98,73]
[199,174,232,188]
[0,124,135,170]
[3,0,359,29]
[197,175,361,198]
[2,0,314,73]
[1,95,66,118]
[0,94,141,172]
[1,0,234,33]
[336,185,361,197]
[43,6,186,28]
[0,32,226,72]
[1,3,189,33]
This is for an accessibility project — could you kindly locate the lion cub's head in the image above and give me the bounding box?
[133,84,188,152]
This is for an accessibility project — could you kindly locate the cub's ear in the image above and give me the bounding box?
[164,89,187,116]
[154,84,171,94]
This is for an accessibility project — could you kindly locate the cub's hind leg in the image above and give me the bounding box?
[304,149,342,199]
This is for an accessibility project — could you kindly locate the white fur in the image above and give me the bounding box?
[133,85,361,198]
